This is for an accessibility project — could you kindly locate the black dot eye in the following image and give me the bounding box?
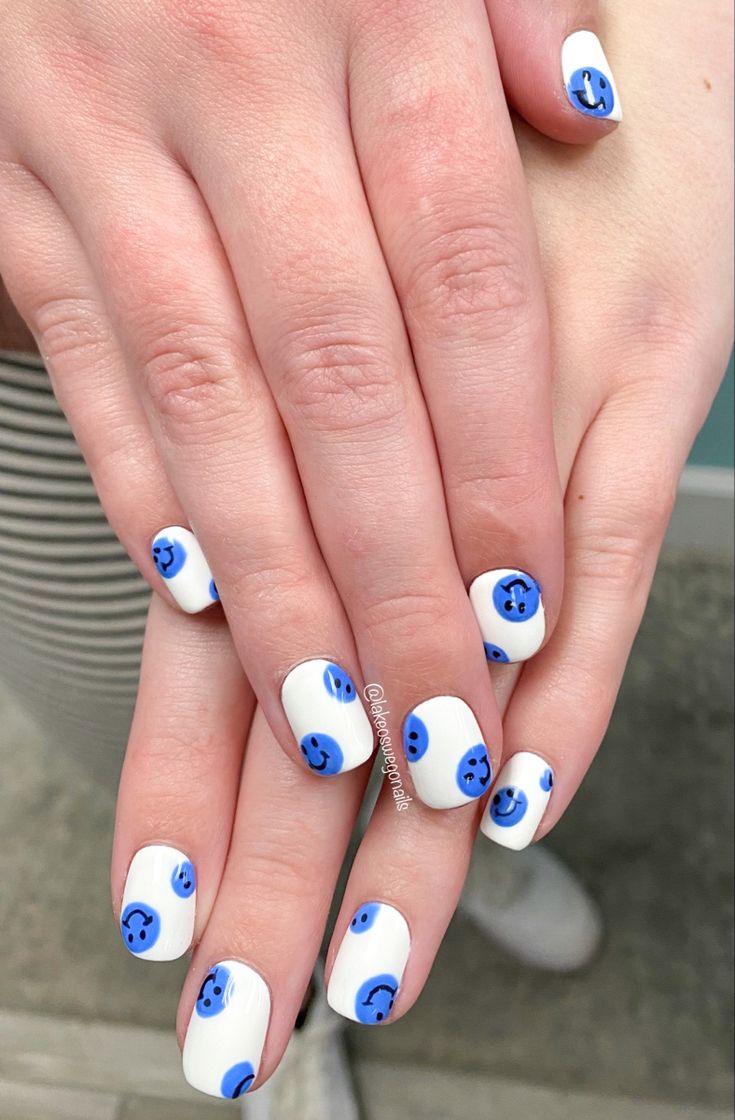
[468,758,477,767]
[519,603,526,614]
[548,774,554,787]
[504,600,512,611]
[140,931,146,941]
[361,913,368,922]
[214,986,222,995]
[376,1012,384,1021]
[409,731,417,740]
[493,794,501,805]
[301,745,307,754]
[204,998,211,1007]
[334,678,341,688]
[600,77,607,88]
[346,684,352,694]
[128,933,133,943]
[311,736,318,747]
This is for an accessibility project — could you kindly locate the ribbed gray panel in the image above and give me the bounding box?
[0,354,147,775]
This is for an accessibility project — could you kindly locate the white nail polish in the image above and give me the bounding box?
[402,696,491,810]
[151,526,219,614]
[469,568,545,664]
[281,659,374,776]
[120,845,196,962]
[480,752,554,851]
[183,960,270,1100]
[328,902,410,1025]
[562,30,622,122]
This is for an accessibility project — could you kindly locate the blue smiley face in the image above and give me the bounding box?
[456,744,492,799]
[220,1061,255,1099]
[300,732,344,776]
[350,902,381,934]
[355,974,399,1025]
[484,642,510,664]
[567,66,615,118]
[540,768,554,793]
[323,663,357,704]
[196,965,232,1018]
[120,902,161,954]
[403,712,429,764]
[152,536,187,579]
[492,573,541,623]
[489,785,529,827]
[171,860,196,899]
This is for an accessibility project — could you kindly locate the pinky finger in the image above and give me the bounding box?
[481,387,696,849]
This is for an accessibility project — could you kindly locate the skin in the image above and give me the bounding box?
[0,0,615,782]
[0,0,731,1098]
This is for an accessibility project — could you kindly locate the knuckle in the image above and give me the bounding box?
[570,507,669,599]
[278,325,404,434]
[30,294,107,369]
[138,331,241,436]
[360,586,461,652]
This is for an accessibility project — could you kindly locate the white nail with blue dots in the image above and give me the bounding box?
[562,30,622,122]
[403,696,492,810]
[328,902,410,1025]
[481,751,555,851]
[151,525,219,614]
[281,658,374,776]
[120,844,196,962]
[469,567,546,664]
[183,960,270,1100]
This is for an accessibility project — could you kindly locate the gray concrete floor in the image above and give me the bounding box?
[0,548,732,1118]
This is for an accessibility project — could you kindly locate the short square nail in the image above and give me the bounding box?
[281,658,374,776]
[402,696,491,809]
[562,30,622,121]
[151,526,219,613]
[468,568,545,664]
[120,845,196,961]
[480,752,554,851]
[183,960,270,1099]
[327,902,410,1025]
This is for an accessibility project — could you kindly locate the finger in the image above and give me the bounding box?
[487,0,623,140]
[112,594,253,959]
[482,369,709,850]
[176,705,368,1098]
[0,164,216,613]
[349,0,564,665]
[21,138,375,776]
[325,779,481,1025]
[181,52,504,808]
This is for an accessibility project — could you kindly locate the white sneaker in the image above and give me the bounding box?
[460,842,603,972]
[243,964,361,1120]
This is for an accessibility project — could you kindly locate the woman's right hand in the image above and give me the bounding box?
[0,0,616,806]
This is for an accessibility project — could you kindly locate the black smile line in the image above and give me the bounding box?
[230,1074,255,1098]
[501,577,531,594]
[463,760,491,787]
[362,983,397,1007]
[494,801,521,817]
[122,909,153,929]
[159,545,175,572]
[309,750,330,772]
[573,88,606,111]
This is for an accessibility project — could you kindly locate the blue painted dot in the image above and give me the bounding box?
[456,744,492,799]
[355,974,399,1025]
[567,66,615,118]
[151,536,187,579]
[120,902,161,955]
[209,578,219,601]
[350,903,381,934]
[300,732,344,776]
[492,572,540,623]
[489,786,529,828]
[196,965,232,1017]
[171,860,196,898]
[323,663,357,703]
[484,642,510,663]
[540,768,554,792]
[221,1061,255,1099]
[403,712,429,764]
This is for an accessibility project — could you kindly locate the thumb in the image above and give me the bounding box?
[487,0,623,144]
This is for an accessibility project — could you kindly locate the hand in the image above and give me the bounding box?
[111,0,732,1099]
[0,0,617,807]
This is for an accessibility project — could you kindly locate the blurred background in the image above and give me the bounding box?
[0,356,732,1120]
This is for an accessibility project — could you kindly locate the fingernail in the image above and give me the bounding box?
[281,658,374,776]
[327,902,410,1025]
[119,845,196,961]
[469,568,545,664]
[562,30,622,122]
[183,961,270,1099]
[480,752,554,851]
[151,526,219,614]
[402,696,491,809]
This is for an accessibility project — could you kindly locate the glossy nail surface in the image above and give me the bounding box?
[327,902,410,1025]
[402,696,491,809]
[120,845,196,962]
[151,526,218,614]
[282,659,374,776]
[469,568,545,664]
[183,960,270,1099]
[562,30,622,121]
[481,752,555,851]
